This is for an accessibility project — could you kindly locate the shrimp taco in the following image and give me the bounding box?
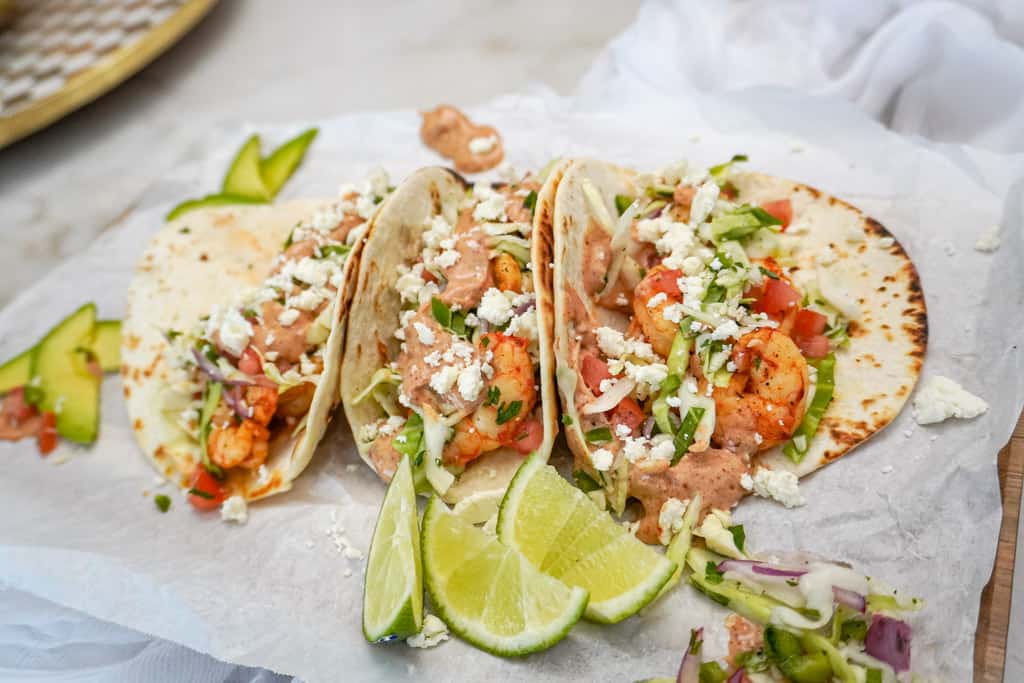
[123,170,394,511]
[341,163,568,512]
[548,157,926,543]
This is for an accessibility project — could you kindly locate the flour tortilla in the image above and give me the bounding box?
[550,159,927,482]
[341,163,570,503]
[122,200,364,500]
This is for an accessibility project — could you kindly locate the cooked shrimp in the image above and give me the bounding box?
[443,333,536,465]
[492,252,522,292]
[632,266,684,358]
[708,328,809,454]
[207,385,278,470]
[368,433,402,481]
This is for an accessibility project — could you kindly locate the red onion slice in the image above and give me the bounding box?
[832,586,866,613]
[221,385,251,421]
[864,614,911,672]
[191,347,254,387]
[726,669,747,683]
[752,564,807,578]
[513,299,535,316]
[642,416,656,438]
[718,559,807,579]
[676,628,702,683]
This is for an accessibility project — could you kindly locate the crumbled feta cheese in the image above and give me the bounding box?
[434,249,460,269]
[407,614,450,649]
[429,366,459,395]
[709,257,723,271]
[615,423,633,438]
[413,322,436,346]
[278,308,300,327]
[912,375,989,425]
[658,498,689,545]
[745,467,805,508]
[424,351,442,367]
[974,225,1000,253]
[477,288,514,326]
[293,257,334,287]
[473,184,506,222]
[647,292,668,308]
[649,438,675,462]
[218,308,253,356]
[457,363,486,402]
[468,135,497,155]
[625,361,668,398]
[423,215,454,249]
[599,378,617,394]
[662,303,686,324]
[355,193,378,220]
[289,287,328,311]
[710,319,740,341]
[380,415,405,436]
[596,326,626,358]
[220,495,248,524]
[358,422,380,443]
[590,448,614,471]
[364,167,390,199]
[681,255,704,276]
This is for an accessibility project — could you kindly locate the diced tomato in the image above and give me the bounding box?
[793,309,828,338]
[37,412,58,455]
[509,419,544,455]
[238,346,262,375]
[796,334,830,359]
[609,397,645,434]
[187,465,226,511]
[422,269,438,284]
[580,353,613,395]
[761,199,793,229]
[752,278,801,317]
[4,387,37,422]
[647,268,683,297]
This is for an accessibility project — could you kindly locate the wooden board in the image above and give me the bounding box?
[974,412,1024,682]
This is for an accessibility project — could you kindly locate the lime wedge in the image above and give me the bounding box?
[421,496,588,657]
[497,455,676,623]
[363,456,423,642]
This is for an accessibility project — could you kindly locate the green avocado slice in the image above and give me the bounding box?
[31,303,100,443]
[165,193,268,221]
[91,320,121,372]
[0,346,33,394]
[221,134,270,200]
[260,128,318,197]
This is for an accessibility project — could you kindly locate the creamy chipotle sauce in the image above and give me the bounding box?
[420,105,504,174]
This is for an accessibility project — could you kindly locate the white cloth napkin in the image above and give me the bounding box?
[2,2,1023,682]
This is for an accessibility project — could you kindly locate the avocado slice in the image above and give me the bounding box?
[91,320,121,372]
[221,134,270,200]
[260,128,318,197]
[0,346,33,394]
[31,303,100,444]
[166,193,268,222]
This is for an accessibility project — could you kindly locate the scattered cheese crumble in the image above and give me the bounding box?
[407,614,450,649]
[741,468,805,508]
[220,495,248,524]
[912,375,989,425]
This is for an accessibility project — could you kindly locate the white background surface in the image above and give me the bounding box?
[1,1,1023,681]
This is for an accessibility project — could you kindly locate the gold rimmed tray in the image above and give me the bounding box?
[0,0,215,149]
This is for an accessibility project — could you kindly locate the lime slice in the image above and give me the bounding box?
[421,496,588,657]
[497,455,676,624]
[363,456,423,642]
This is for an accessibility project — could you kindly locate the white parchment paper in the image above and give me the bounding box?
[1,90,1022,682]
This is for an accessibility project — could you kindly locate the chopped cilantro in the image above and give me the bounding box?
[728,524,746,552]
[481,336,490,348]
[703,283,727,303]
[283,226,297,249]
[242,308,259,320]
[573,470,601,492]
[154,494,171,513]
[561,414,573,426]
[495,400,523,425]
[708,153,748,178]
[523,190,538,217]
[178,226,191,234]
[705,561,724,585]
[166,329,182,341]
[698,662,727,683]
[840,618,868,642]
[584,426,613,444]
[614,194,634,215]
[188,487,214,500]
[430,297,452,328]
[753,356,762,369]
[735,650,770,673]
[484,386,500,407]
[759,265,780,280]
[318,244,351,259]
